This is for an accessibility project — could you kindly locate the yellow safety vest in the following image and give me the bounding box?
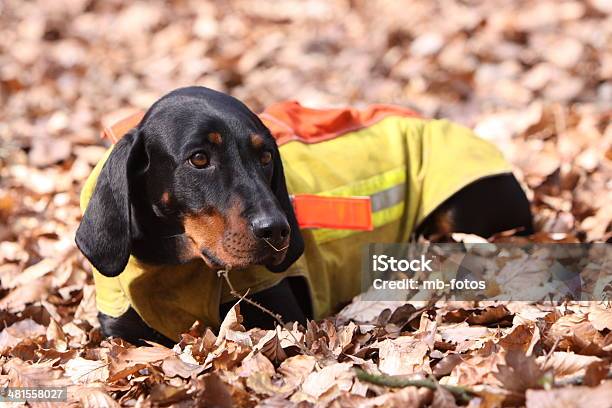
[81,102,512,341]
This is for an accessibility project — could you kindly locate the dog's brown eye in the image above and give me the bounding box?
[189,152,209,168]
[260,150,272,165]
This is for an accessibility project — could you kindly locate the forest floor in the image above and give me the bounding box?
[0,1,610,406]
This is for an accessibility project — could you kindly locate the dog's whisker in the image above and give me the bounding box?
[262,237,289,252]
[161,233,185,239]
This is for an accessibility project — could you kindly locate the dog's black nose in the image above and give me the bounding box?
[251,216,290,245]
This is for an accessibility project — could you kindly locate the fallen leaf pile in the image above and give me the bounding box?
[0,0,610,406]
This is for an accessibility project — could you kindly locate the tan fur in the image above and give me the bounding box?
[250,134,264,149]
[160,191,171,205]
[434,209,455,236]
[208,132,222,145]
[182,202,268,268]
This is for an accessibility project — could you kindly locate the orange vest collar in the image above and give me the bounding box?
[101,110,145,143]
[260,100,420,145]
[101,101,420,146]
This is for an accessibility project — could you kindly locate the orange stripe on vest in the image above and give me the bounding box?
[292,195,373,231]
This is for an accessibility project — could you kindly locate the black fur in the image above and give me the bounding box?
[417,174,533,238]
[75,130,146,277]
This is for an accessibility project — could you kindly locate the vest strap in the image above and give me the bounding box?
[291,195,373,231]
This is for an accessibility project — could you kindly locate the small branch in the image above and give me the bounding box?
[355,369,474,403]
[218,269,285,324]
[217,268,312,356]
[544,336,561,364]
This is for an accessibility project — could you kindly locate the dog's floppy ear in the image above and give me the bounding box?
[76,129,145,277]
[266,146,304,272]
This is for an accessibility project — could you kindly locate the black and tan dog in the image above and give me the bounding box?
[76,86,532,346]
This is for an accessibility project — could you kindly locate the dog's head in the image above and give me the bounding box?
[76,87,304,277]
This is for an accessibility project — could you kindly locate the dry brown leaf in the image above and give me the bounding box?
[0,1,610,406]
[433,354,464,377]
[583,360,610,387]
[238,351,275,378]
[149,383,191,405]
[302,362,354,398]
[452,347,505,387]
[538,352,602,379]
[0,318,46,351]
[215,302,246,347]
[29,138,72,167]
[498,323,540,355]
[5,259,58,288]
[69,385,120,408]
[5,358,69,387]
[64,356,110,384]
[246,371,293,397]
[278,355,317,391]
[106,363,148,383]
[0,279,51,312]
[118,344,175,363]
[161,355,205,378]
[46,318,67,351]
[439,323,492,345]
[367,385,432,407]
[525,381,612,408]
[432,384,459,408]
[199,373,234,408]
[494,350,551,392]
[377,335,431,376]
[444,305,512,326]
[588,305,612,331]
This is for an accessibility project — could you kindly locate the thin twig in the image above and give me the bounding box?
[544,336,561,364]
[216,268,312,356]
[355,369,474,403]
[75,362,112,382]
[217,269,285,324]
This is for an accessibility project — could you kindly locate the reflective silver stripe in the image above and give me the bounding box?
[370,183,406,212]
[291,183,406,213]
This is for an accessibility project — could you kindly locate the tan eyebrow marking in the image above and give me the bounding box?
[250,134,264,148]
[161,191,171,205]
[208,132,222,144]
